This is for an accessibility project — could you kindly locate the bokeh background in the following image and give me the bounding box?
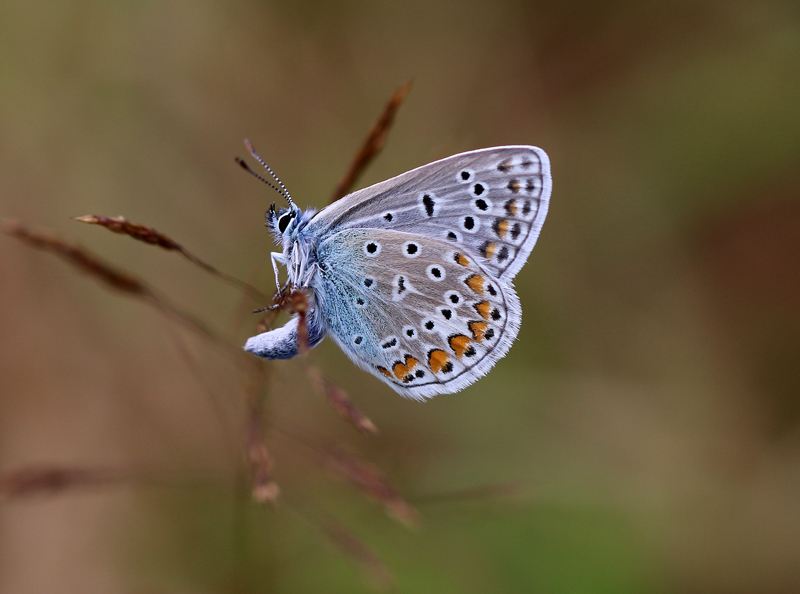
[2,1,800,592]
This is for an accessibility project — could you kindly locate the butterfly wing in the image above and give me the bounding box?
[309,146,551,282]
[311,228,520,399]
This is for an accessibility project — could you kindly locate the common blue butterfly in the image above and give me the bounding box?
[243,145,551,400]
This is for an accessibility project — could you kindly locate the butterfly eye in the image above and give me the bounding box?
[278,211,295,233]
[278,212,295,233]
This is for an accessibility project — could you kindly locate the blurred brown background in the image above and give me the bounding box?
[2,1,800,592]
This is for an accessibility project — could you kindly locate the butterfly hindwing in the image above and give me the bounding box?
[311,228,520,399]
[309,146,551,282]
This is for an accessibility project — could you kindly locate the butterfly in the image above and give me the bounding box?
[243,145,551,400]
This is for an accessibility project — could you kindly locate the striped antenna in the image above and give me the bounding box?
[235,157,291,203]
[240,139,295,207]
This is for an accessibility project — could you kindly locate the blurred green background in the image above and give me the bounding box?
[2,1,800,592]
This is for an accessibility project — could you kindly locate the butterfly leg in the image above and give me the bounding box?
[270,251,286,294]
[251,281,292,314]
[300,262,319,288]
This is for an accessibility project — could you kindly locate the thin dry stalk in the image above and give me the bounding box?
[284,289,310,354]
[329,81,413,204]
[306,366,378,435]
[74,215,269,302]
[253,288,289,332]
[324,447,419,528]
[245,425,280,505]
[244,363,280,505]
[3,219,147,295]
[255,316,272,334]
[2,220,244,361]
[320,517,395,592]
[253,285,304,331]
[0,466,126,501]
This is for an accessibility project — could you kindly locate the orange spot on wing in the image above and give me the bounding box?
[405,355,418,371]
[454,252,470,267]
[449,335,473,358]
[392,362,409,379]
[428,349,450,373]
[496,219,509,239]
[505,198,518,216]
[474,300,492,320]
[482,242,497,259]
[378,366,392,378]
[465,274,486,294]
[468,321,488,341]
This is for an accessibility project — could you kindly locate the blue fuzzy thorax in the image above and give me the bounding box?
[267,204,319,288]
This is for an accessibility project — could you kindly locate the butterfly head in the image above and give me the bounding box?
[267,202,315,243]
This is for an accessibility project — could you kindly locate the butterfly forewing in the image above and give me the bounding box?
[310,146,551,282]
[312,228,520,399]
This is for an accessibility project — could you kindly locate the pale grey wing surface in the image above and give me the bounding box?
[308,146,551,282]
[311,228,520,399]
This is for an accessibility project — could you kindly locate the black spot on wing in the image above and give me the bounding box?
[423,194,435,217]
[523,200,532,216]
